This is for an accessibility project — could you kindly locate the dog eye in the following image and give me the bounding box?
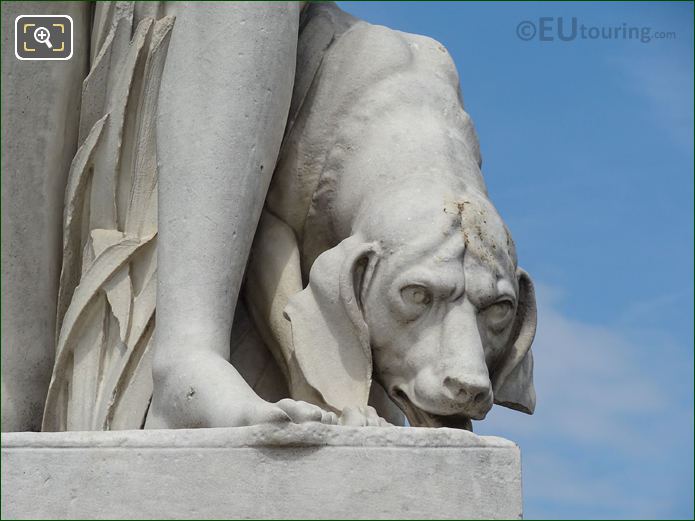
[482,300,514,329]
[401,285,432,307]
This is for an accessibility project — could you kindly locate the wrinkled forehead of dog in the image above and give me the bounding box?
[357,182,518,283]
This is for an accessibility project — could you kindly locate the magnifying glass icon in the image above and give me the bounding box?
[33,26,53,49]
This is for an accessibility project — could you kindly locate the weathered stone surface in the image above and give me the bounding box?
[247,2,538,429]
[3,2,536,434]
[1,1,91,433]
[1,424,522,519]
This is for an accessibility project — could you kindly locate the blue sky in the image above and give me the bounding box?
[339,2,694,518]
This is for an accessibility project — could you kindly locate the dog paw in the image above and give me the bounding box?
[338,406,392,427]
[275,398,339,425]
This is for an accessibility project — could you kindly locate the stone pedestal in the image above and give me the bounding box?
[1,425,522,519]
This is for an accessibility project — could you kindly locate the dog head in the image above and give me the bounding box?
[284,181,536,429]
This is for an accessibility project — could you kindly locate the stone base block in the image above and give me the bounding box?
[1,425,521,519]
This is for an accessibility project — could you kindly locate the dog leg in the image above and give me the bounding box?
[246,211,402,426]
[245,210,306,394]
[245,210,344,421]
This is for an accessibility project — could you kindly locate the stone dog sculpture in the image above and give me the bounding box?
[3,2,536,432]
[244,4,537,430]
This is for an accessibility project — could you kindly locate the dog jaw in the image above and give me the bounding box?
[389,386,476,431]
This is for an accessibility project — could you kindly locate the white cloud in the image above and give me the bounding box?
[476,283,694,519]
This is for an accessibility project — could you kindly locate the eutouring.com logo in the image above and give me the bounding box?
[516,17,676,43]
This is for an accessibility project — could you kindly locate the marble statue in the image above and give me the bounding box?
[2,2,536,434]
[246,4,537,430]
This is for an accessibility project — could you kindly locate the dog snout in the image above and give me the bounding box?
[443,375,491,405]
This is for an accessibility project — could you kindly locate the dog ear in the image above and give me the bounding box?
[492,268,537,414]
[284,235,380,413]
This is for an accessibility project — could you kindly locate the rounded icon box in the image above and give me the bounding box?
[15,15,73,61]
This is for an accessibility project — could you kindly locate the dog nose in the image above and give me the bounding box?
[443,376,490,404]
